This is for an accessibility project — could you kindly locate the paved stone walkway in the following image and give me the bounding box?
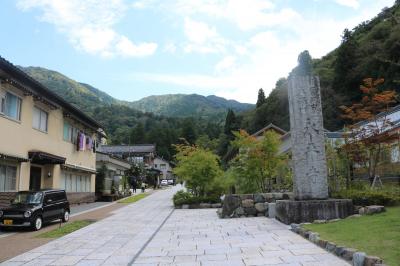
[2,187,349,266]
[134,210,349,266]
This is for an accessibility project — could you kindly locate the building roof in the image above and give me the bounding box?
[251,123,287,137]
[280,130,344,141]
[0,56,102,130]
[96,151,132,168]
[98,144,156,154]
[349,104,400,138]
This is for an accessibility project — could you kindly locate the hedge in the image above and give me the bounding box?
[332,189,400,206]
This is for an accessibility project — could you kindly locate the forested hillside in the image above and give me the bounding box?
[20,67,227,160]
[21,67,120,116]
[128,94,253,120]
[241,1,400,133]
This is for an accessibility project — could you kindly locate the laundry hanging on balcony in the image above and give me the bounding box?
[76,132,94,152]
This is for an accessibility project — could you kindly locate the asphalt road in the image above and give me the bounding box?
[0,201,113,238]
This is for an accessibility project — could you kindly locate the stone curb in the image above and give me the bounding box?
[175,203,222,209]
[290,223,386,266]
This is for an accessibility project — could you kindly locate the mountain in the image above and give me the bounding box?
[20,67,252,121]
[18,66,248,159]
[242,1,400,133]
[129,94,253,119]
[21,66,121,116]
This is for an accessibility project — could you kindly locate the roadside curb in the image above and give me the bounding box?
[290,223,386,266]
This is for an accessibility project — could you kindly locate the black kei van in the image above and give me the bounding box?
[0,189,70,231]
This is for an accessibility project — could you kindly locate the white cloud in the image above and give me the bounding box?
[184,18,218,44]
[335,0,360,9]
[163,42,177,53]
[135,0,300,31]
[115,36,157,57]
[183,17,227,54]
[130,0,395,103]
[17,0,157,58]
[215,56,236,73]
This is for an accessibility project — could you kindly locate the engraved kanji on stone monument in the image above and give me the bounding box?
[288,51,329,200]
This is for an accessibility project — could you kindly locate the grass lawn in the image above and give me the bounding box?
[117,193,149,204]
[303,207,400,266]
[37,220,94,238]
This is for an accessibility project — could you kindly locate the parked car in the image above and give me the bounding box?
[160,180,168,186]
[167,179,174,185]
[0,189,70,231]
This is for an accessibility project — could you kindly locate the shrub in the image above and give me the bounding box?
[173,190,192,206]
[333,189,400,206]
[173,190,221,206]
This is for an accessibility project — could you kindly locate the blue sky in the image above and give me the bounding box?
[0,0,395,103]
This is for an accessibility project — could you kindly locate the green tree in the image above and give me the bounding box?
[224,109,238,136]
[256,88,266,108]
[229,130,288,193]
[333,29,359,99]
[173,144,224,197]
[130,122,145,144]
[195,134,219,152]
[181,118,197,144]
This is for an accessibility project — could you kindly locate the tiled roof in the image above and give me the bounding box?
[252,123,287,137]
[99,144,156,154]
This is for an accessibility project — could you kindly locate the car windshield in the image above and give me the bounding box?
[13,192,43,204]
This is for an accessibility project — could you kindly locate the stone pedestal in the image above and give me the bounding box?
[275,199,354,224]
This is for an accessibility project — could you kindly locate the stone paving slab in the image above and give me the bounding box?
[1,187,179,266]
[133,209,350,266]
[2,187,350,266]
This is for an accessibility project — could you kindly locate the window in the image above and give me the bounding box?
[160,164,166,170]
[33,106,48,132]
[0,92,5,114]
[3,92,22,121]
[63,121,80,144]
[63,121,72,142]
[61,171,91,192]
[0,165,17,192]
[391,146,400,163]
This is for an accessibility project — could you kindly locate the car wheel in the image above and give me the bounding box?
[62,209,70,222]
[32,216,43,231]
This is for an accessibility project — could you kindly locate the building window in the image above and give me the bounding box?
[63,121,80,144]
[391,146,400,163]
[2,92,22,121]
[0,94,5,114]
[61,171,91,192]
[160,164,166,170]
[33,106,48,132]
[0,165,17,192]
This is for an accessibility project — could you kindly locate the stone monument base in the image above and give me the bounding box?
[275,199,354,224]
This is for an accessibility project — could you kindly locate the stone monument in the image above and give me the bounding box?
[275,51,353,224]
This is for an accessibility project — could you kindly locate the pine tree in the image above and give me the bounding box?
[181,118,197,144]
[256,88,266,108]
[224,109,237,136]
[332,29,359,99]
[130,122,145,144]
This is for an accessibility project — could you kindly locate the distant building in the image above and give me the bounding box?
[98,144,156,167]
[0,56,104,206]
[96,151,131,197]
[152,157,174,181]
[251,123,343,154]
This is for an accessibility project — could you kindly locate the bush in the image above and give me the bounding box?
[333,189,400,206]
[173,190,220,206]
